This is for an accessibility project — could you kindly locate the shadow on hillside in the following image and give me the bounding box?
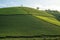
[0,14,32,16]
[0,35,60,40]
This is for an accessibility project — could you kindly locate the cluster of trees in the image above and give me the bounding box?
[45,9,60,21]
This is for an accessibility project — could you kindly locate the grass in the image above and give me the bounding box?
[0,7,55,17]
[0,7,27,14]
[34,15,60,26]
[0,7,60,37]
[0,14,60,36]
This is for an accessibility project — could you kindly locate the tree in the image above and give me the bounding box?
[21,4,23,7]
[36,7,39,10]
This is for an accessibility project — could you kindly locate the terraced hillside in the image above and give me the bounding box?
[0,7,60,37]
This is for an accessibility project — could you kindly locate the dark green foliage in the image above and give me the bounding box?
[45,10,60,21]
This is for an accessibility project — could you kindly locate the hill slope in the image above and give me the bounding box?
[0,7,60,36]
[0,7,54,17]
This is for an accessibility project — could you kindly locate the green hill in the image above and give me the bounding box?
[0,7,60,36]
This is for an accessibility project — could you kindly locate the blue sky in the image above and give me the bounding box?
[0,0,60,10]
